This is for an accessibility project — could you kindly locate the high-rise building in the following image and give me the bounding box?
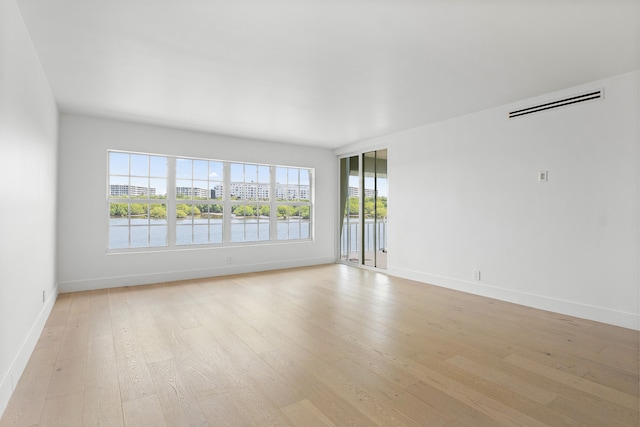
[176,187,209,198]
[110,184,156,197]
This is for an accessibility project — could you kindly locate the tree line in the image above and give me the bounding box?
[110,203,310,219]
[346,196,387,218]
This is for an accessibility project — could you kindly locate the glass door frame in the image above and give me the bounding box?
[338,148,388,270]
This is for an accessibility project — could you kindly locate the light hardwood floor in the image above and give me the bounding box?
[1,264,638,426]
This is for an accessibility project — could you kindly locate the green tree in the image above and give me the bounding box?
[110,203,128,217]
[299,205,310,219]
[376,200,387,218]
[348,197,359,215]
[149,205,167,218]
[364,199,375,217]
[176,204,190,218]
[130,204,147,216]
[234,205,258,216]
[277,205,289,218]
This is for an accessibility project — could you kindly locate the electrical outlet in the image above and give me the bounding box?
[538,170,548,182]
[227,256,232,265]
[473,270,481,281]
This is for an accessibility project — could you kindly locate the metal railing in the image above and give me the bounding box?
[340,218,387,258]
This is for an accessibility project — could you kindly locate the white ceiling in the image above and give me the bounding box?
[16,0,640,149]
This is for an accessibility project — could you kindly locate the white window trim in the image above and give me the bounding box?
[107,150,314,252]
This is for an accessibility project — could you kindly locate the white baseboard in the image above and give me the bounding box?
[0,285,58,419]
[58,256,335,293]
[388,267,640,331]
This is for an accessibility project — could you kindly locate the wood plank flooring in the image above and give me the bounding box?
[1,264,638,426]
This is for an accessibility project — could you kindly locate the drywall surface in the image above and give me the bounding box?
[57,114,336,292]
[339,71,639,329]
[0,0,59,416]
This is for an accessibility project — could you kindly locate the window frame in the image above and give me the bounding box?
[107,150,314,252]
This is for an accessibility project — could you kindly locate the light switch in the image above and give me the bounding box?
[538,170,548,182]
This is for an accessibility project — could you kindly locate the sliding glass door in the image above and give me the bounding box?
[339,149,387,269]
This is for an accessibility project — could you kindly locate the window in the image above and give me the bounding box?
[108,152,168,249]
[108,151,313,250]
[276,167,311,240]
[175,158,224,245]
[230,163,271,243]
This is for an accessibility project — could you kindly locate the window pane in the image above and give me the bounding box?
[194,225,208,244]
[258,165,270,184]
[130,154,148,176]
[176,225,192,245]
[193,160,208,180]
[209,224,223,244]
[150,156,167,177]
[130,226,149,248]
[210,204,223,216]
[245,164,257,184]
[176,180,192,199]
[110,152,129,175]
[130,177,149,196]
[193,181,209,199]
[288,168,299,185]
[300,169,309,185]
[176,204,194,219]
[245,222,258,242]
[149,203,167,223]
[301,221,310,239]
[209,161,223,180]
[276,167,287,185]
[236,184,248,201]
[150,178,167,198]
[289,221,301,239]
[130,204,148,224]
[109,225,129,249]
[277,205,290,219]
[259,222,270,241]
[231,221,244,243]
[245,184,257,201]
[110,203,129,218]
[109,177,129,197]
[176,158,192,179]
[230,163,244,182]
[277,220,288,240]
[211,183,223,200]
[193,214,208,225]
[150,226,167,247]
[300,185,310,202]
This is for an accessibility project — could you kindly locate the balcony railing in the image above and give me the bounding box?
[340,218,387,257]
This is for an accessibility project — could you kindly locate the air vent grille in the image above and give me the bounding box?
[509,89,603,118]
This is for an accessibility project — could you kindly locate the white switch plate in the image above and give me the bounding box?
[538,170,548,182]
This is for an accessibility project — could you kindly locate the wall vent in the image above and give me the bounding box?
[508,89,603,119]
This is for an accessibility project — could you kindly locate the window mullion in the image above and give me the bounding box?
[223,161,231,243]
[167,156,177,247]
[270,165,277,242]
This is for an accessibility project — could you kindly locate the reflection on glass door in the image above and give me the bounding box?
[363,150,387,268]
[340,149,387,269]
[339,155,360,264]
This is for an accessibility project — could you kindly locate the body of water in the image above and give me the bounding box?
[109,217,310,249]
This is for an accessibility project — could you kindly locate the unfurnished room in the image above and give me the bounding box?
[0,0,639,426]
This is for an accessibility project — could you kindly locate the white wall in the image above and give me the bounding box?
[338,71,639,330]
[0,0,59,416]
[57,114,336,292]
